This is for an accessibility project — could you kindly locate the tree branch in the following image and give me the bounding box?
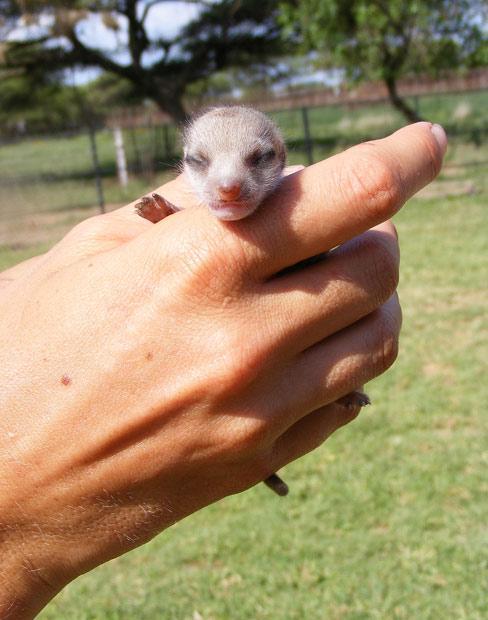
[372,0,408,41]
[141,0,161,23]
[66,25,140,83]
[116,0,149,69]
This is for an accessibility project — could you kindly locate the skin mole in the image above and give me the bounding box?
[135,106,370,496]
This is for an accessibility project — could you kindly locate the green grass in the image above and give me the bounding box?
[0,125,179,223]
[1,101,487,619]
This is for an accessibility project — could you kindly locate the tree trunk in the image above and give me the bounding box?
[154,93,189,125]
[384,75,422,123]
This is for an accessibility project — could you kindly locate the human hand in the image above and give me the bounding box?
[0,122,446,618]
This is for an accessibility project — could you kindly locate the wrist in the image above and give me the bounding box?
[0,539,60,619]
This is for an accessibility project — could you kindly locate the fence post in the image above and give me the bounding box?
[301,107,314,166]
[129,126,142,174]
[113,126,129,188]
[87,122,105,213]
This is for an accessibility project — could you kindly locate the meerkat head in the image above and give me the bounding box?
[182,106,286,221]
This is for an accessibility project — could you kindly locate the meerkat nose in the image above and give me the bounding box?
[217,182,241,202]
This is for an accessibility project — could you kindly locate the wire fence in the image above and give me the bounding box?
[1,89,487,249]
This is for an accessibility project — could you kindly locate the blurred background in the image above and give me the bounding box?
[1,2,487,619]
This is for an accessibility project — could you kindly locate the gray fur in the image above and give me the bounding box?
[183,106,286,221]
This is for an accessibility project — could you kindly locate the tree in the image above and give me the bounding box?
[1,0,289,123]
[0,72,84,134]
[0,62,147,134]
[280,0,488,122]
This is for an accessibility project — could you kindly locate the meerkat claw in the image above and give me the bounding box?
[337,391,371,410]
[264,473,289,496]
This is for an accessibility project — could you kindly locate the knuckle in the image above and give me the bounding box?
[220,416,272,458]
[239,418,272,451]
[372,306,400,373]
[345,146,404,220]
[67,215,106,240]
[215,332,269,397]
[361,234,400,302]
[64,214,119,247]
[166,224,246,294]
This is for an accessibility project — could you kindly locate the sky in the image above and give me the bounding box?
[143,2,202,39]
[77,2,202,51]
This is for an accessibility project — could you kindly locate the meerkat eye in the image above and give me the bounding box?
[248,149,276,167]
[184,154,209,169]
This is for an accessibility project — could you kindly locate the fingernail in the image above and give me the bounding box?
[430,123,448,156]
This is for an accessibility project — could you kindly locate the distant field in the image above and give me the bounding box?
[1,97,487,619]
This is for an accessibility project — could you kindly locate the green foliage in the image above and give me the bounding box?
[83,72,146,114]
[280,0,488,121]
[0,72,82,133]
[0,68,150,134]
[186,71,236,102]
[281,0,487,80]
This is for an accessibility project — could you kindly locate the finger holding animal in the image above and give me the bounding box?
[135,118,445,279]
[229,120,446,278]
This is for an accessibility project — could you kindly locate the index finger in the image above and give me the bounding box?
[230,122,447,277]
[113,164,306,224]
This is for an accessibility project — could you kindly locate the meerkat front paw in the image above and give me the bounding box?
[135,193,178,223]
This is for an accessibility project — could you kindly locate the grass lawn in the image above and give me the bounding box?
[1,105,487,618]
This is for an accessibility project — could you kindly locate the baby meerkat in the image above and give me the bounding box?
[136,106,370,496]
[182,106,286,220]
[136,106,286,222]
